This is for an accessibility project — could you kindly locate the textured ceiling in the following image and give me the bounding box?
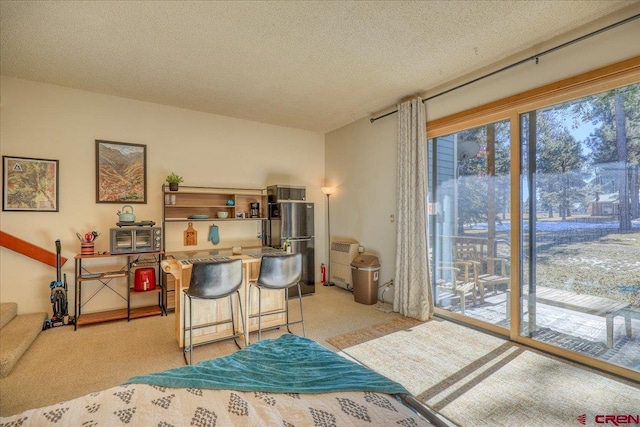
[1,1,637,133]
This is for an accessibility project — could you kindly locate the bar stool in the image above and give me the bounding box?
[249,253,305,341]
[183,259,245,365]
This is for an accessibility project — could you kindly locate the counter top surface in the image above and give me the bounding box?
[166,246,283,260]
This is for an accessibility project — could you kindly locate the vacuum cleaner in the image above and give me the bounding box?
[43,239,74,329]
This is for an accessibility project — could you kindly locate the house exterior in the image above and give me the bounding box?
[590,192,619,216]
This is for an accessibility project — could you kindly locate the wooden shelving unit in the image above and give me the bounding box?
[162,185,267,223]
[161,185,267,312]
[74,251,164,329]
[75,308,128,327]
[130,302,164,319]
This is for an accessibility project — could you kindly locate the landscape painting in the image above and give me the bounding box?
[3,156,59,211]
[96,140,146,203]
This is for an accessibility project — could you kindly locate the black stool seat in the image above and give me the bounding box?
[249,253,305,341]
[183,259,245,364]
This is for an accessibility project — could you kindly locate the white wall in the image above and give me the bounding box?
[324,113,397,287]
[0,77,325,314]
[325,17,640,289]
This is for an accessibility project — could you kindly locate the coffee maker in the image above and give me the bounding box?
[250,202,260,218]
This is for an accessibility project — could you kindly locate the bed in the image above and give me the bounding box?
[0,335,450,426]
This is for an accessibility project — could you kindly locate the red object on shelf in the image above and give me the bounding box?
[134,268,156,291]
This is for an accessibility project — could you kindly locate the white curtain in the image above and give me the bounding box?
[393,98,433,321]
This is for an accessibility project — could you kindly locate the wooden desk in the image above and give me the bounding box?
[161,252,285,347]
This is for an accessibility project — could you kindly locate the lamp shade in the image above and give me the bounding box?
[321,186,336,196]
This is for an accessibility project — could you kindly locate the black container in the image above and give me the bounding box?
[250,202,260,218]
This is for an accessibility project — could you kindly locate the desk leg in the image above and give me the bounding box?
[605,311,630,348]
[606,314,613,348]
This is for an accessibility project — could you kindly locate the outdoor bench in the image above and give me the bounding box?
[534,286,632,348]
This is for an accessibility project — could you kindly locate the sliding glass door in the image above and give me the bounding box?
[427,78,639,375]
[428,119,511,328]
[520,83,639,368]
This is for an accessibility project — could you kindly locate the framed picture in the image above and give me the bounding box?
[3,156,59,212]
[96,140,147,203]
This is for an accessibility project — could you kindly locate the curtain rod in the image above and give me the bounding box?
[370,13,640,124]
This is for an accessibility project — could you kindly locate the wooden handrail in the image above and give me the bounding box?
[0,231,67,267]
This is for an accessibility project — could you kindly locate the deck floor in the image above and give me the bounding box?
[441,291,640,372]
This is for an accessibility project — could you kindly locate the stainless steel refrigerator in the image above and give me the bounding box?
[266,202,315,296]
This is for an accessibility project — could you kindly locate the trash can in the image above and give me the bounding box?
[351,255,381,305]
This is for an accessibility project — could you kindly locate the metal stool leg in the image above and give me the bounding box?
[258,287,263,341]
[283,284,305,336]
[285,287,290,332]
[236,290,246,343]
[189,297,193,364]
[182,293,187,362]
[297,283,306,337]
[247,285,253,342]
[228,291,244,349]
[183,293,194,365]
[229,294,236,343]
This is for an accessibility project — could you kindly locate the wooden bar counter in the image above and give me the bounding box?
[161,247,285,347]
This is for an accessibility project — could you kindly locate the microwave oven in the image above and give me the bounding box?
[267,185,306,203]
[110,227,162,254]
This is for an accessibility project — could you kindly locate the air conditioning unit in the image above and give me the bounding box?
[330,238,359,290]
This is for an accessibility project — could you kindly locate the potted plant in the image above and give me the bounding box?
[166,172,183,191]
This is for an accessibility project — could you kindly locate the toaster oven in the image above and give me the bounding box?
[110,227,162,254]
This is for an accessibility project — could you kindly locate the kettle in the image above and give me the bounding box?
[117,205,136,222]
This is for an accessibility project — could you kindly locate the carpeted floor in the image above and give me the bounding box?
[0,284,402,417]
[327,318,640,427]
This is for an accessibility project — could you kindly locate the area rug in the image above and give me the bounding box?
[326,316,424,349]
[327,318,640,427]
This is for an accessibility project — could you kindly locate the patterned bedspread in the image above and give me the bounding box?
[0,383,434,426]
[1,335,437,426]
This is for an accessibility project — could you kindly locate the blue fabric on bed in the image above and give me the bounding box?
[125,334,408,395]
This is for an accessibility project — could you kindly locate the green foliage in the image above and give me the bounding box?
[579,83,640,165]
[534,115,587,220]
[455,120,511,232]
[571,83,640,228]
[165,172,184,184]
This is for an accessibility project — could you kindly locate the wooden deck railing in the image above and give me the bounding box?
[0,231,67,267]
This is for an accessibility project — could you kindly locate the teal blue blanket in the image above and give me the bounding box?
[126,334,407,395]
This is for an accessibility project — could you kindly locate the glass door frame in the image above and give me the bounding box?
[426,56,640,381]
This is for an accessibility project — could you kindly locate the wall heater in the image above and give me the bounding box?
[329,238,359,290]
